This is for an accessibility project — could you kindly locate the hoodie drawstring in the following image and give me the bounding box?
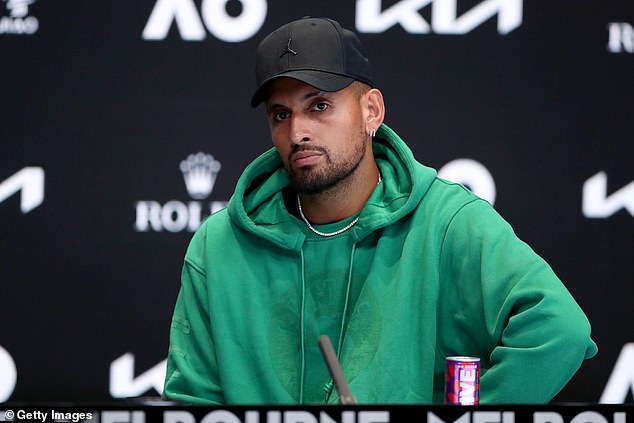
[299,249,307,403]
[325,243,357,403]
[299,242,358,404]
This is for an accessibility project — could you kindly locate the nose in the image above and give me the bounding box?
[289,114,312,144]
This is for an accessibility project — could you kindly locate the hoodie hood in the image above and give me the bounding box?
[227,123,438,251]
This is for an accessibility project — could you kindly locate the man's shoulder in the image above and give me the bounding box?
[188,207,234,246]
[425,176,487,210]
[407,175,500,232]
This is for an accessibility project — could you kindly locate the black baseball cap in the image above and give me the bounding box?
[250,17,375,107]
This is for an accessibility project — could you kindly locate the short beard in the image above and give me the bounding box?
[288,130,367,195]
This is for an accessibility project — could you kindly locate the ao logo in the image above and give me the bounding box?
[143,0,267,42]
[601,343,634,403]
[142,0,523,42]
[0,167,45,213]
[109,353,166,398]
[583,172,634,218]
[0,346,17,402]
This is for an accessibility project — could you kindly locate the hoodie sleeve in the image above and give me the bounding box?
[163,228,224,405]
[439,198,598,403]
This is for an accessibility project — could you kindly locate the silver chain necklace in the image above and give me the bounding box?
[296,173,382,237]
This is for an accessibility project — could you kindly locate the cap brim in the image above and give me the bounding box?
[250,70,355,108]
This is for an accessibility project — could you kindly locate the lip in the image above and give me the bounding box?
[292,150,323,166]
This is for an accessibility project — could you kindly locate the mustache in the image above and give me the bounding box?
[291,145,328,154]
[288,145,328,161]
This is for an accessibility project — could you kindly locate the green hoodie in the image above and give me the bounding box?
[164,123,597,404]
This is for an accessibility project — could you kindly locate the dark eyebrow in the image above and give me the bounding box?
[303,90,326,100]
[266,90,328,113]
[265,103,287,116]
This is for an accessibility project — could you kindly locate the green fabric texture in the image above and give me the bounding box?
[164,123,597,404]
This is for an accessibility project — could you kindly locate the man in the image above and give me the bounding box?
[163,17,597,404]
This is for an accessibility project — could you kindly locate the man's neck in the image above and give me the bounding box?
[296,164,381,225]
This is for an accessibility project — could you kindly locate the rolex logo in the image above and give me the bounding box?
[1,0,38,35]
[180,152,221,200]
[5,0,34,18]
[135,152,226,233]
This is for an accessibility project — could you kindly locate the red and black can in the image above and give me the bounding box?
[445,356,480,405]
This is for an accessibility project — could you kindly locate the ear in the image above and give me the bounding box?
[364,88,385,136]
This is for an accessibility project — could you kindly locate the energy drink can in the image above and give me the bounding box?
[445,356,480,405]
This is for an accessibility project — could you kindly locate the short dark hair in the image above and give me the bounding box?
[349,81,372,101]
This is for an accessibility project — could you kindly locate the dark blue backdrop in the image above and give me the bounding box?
[1,0,633,403]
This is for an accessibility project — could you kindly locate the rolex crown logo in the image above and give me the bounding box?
[6,0,35,18]
[180,152,221,200]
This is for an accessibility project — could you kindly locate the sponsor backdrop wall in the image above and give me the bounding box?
[1,0,633,404]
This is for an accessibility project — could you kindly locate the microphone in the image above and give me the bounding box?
[317,335,357,405]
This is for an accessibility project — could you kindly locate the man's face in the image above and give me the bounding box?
[264,78,368,195]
